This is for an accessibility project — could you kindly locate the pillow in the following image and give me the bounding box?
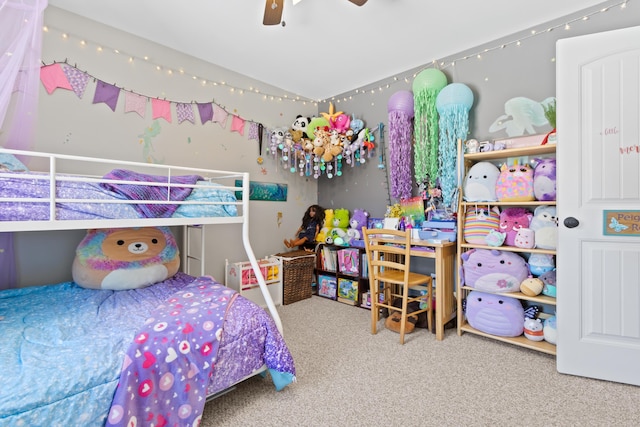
[0,153,29,172]
[72,226,180,290]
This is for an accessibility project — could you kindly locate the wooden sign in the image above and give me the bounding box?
[603,210,640,236]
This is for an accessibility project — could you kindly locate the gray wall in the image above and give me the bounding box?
[318,0,640,218]
[5,1,639,287]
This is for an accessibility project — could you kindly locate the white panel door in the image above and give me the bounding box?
[557,25,640,386]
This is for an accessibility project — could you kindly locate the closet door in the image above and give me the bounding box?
[556,25,640,386]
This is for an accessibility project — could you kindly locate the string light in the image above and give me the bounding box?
[332,0,631,103]
[43,1,630,105]
[43,25,317,105]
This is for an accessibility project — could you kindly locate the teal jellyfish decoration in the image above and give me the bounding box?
[436,82,474,207]
[412,68,448,191]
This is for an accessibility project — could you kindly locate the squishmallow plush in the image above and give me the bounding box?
[460,248,529,293]
[529,205,558,250]
[499,207,533,247]
[463,206,500,244]
[463,161,500,202]
[464,290,524,337]
[524,317,544,341]
[533,157,556,201]
[540,269,557,298]
[495,162,535,202]
[72,227,180,290]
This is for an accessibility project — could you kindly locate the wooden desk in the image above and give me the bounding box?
[394,238,457,341]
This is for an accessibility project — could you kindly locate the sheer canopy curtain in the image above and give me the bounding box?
[0,0,47,289]
[0,0,48,151]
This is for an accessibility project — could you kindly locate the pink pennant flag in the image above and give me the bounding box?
[40,64,73,94]
[152,99,172,123]
[125,92,147,117]
[177,103,195,124]
[212,104,228,128]
[231,115,246,136]
[62,65,89,98]
[93,80,121,111]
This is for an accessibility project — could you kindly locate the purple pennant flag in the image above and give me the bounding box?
[248,122,259,141]
[176,103,195,124]
[197,103,213,124]
[62,65,89,99]
[93,80,120,111]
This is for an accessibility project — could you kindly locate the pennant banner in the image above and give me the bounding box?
[40,63,263,145]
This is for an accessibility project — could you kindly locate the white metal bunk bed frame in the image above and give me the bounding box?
[0,147,283,334]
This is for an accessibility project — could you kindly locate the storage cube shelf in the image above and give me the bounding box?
[315,243,368,306]
[225,257,283,308]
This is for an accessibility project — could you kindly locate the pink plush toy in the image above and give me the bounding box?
[330,113,351,133]
[499,207,533,247]
[495,162,535,202]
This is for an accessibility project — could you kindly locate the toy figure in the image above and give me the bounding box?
[284,204,325,251]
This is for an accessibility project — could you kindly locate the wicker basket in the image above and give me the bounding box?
[274,250,316,305]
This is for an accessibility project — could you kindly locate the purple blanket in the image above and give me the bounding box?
[101,169,202,218]
[107,277,236,426]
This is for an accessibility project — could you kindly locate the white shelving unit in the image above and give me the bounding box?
[225,257,283,308]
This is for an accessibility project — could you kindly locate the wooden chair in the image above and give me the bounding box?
[362,227,433,344]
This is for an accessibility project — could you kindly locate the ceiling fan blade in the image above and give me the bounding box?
[348,0,368,6]
[263,0,284,25]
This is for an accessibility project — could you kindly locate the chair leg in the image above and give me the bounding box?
[371,280,379,335]
[399,294,409,345]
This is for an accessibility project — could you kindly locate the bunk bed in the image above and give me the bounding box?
[0,148,295,426]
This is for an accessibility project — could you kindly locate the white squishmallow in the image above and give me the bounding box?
[463,161,500,202]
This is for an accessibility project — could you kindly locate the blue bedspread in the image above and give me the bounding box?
[0,273,294,426]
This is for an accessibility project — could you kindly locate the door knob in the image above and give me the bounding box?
[564,217,579,228]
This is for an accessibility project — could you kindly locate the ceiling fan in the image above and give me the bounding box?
[263,0,368,26]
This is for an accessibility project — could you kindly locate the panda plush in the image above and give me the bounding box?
[292,115,311,139]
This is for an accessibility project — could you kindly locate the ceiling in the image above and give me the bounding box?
[47,0,609,101]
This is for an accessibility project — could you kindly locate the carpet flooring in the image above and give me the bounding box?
[202,296,640,427]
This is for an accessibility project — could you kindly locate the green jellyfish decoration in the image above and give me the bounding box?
[436,82,474,207]
[387,90,415,200]
[412,68,448,193]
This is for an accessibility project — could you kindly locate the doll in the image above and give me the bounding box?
[284,204,325,250]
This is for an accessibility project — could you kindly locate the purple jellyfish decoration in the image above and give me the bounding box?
[387,90,415,200]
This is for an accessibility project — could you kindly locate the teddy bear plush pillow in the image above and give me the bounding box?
[72,226,180,290]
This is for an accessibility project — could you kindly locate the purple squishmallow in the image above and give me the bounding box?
[461,248,529,293]
[499,207,533,246]
[465,290,524,337]
[533,158,556,201]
